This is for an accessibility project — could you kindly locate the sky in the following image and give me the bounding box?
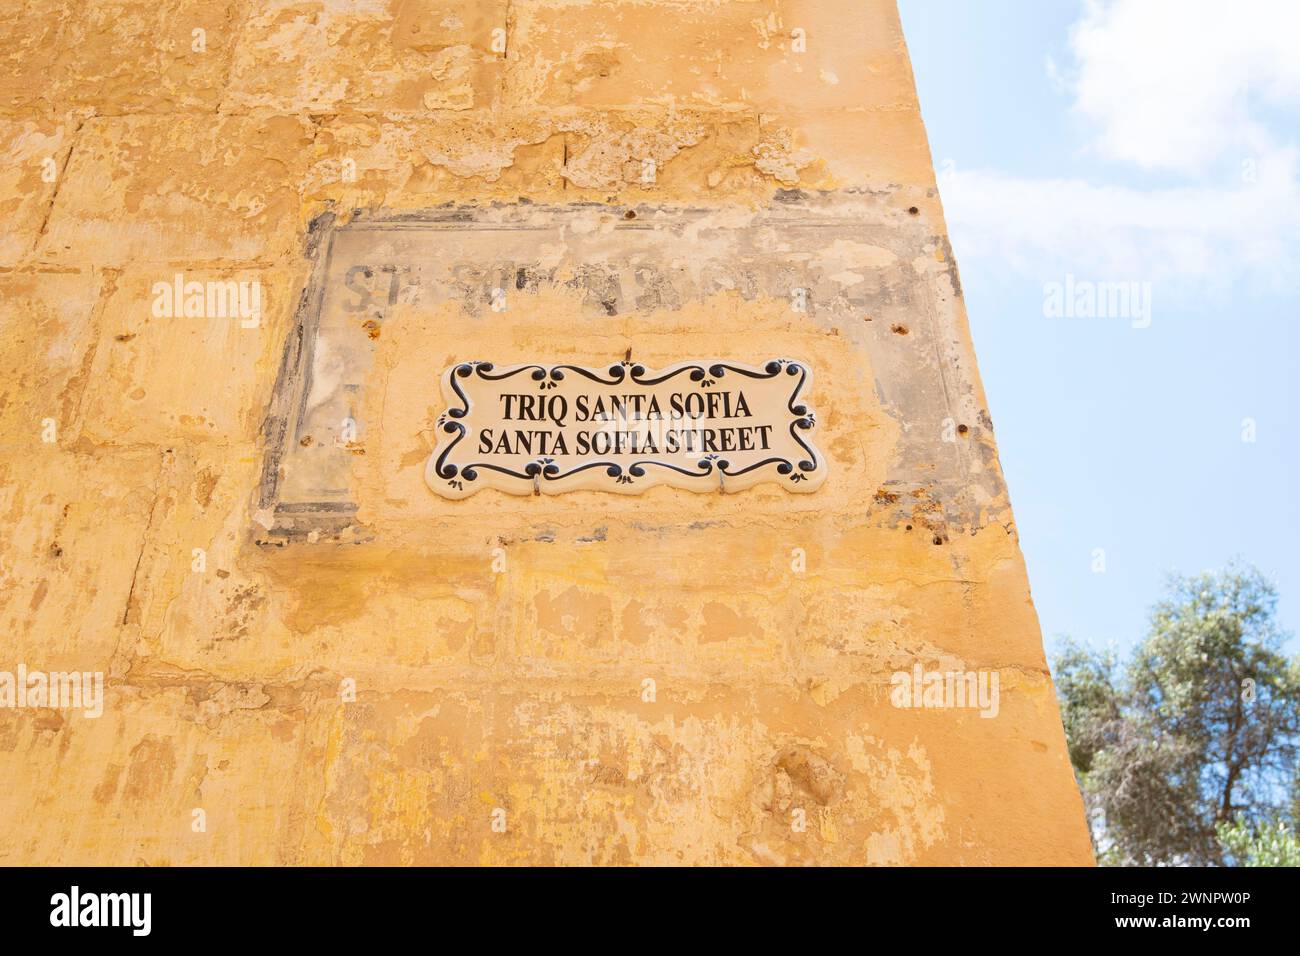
[896,0,1300,658]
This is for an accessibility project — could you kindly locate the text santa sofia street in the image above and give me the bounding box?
[477,389,774,456]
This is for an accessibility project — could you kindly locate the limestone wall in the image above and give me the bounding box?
[0,0,1094,865]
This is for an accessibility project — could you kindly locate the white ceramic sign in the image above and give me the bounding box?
[425,359,826,498]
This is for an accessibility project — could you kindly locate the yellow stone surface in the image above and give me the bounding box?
[0,0,1094,865]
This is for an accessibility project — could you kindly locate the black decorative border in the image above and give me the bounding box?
[432,359,820,492]
[255,204,860,542]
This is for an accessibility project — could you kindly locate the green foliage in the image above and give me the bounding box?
[1053,564,1300,866]
[1216,817,1300,867]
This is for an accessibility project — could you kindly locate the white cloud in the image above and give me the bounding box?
[940,0,1300,288]
[943,149,1299,288]
[1068,0,1300,174]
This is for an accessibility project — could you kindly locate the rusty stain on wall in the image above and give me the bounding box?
[0,0,1094,865]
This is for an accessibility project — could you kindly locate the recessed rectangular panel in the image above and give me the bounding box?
[257,198,968,542]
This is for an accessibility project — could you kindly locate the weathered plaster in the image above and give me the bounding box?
[0,0,1093,865]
